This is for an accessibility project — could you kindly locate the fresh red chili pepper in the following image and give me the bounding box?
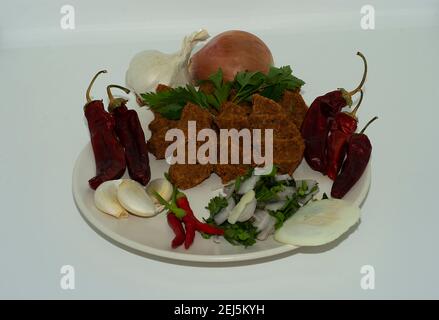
[301,52,367,174]
[167,212,186,248]
[173,192,224,249]
[176,192,224,235]
[326,90,364,180]
[182,216,196,249]
[107,85,151,185]
[84,71,126,190]
[154,187,224,249]
[331,117,378,199]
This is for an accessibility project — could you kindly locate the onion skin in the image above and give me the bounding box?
[189,30,274,83]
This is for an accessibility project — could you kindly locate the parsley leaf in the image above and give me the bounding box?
[269,194,301,229]
[233,66,305,103]
[206,196,228,216]
[141,84,211,119]
[140,66,305,120]
[255,184,285,202]
[222,221,259,247]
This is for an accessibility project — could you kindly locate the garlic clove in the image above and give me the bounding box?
[146,178,173,204]
[94,180,128,219]
[117,179,157,217]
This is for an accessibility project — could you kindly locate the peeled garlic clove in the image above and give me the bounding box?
[117,179,157,217]
[228,190,256,224]
[94,180,128,218]
[274,199,360,246]
[146,178,173,204]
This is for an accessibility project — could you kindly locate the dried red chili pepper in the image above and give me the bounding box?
[326,90,364,180]
[167,212,186,248]
[331,116,378,199]
[84,71,126,190]
[107,85,151,186]
[301,52,367,174]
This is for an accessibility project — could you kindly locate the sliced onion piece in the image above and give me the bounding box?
[252,210,276,240]
[276,186,296,201]
[237,175,260,195]
[237,198,257,222]
[274,199,360,246]
[274,174,291,182]
[214,197,235,225]
[264,201,286,212]
[228,190,255,224]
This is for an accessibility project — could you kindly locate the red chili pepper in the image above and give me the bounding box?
[84,71,126,190]
[175,192,224,249]
[326,90,364,180]
[176,193,224,234]
[331,117,378,199]
[301,52,367,174]
[167,212,186,248]
[182,217,196,249]
[107,85,151,185]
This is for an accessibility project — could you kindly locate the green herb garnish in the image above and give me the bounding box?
[205,195,228,216]
[140,66,304,119]
[222,221,259,247]
[269,195,301,229]
[233,66,305,103]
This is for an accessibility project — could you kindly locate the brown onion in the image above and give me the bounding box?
[189,30,274,83]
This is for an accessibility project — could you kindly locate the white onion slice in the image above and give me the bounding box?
[274,199,360,246]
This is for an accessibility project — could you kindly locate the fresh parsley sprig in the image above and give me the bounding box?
[205,195,228,217]
[232,66,305,103]
[140,66,305,120]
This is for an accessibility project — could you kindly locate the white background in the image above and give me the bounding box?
[1,0,438,299]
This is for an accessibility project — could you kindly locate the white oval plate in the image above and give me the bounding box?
[72,108,371,264]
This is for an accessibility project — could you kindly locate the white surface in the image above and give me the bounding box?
[1,0,439,299]
[72,109,370,263]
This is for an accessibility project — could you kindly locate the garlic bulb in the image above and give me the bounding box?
[117,179,157,217]
[94,180,128,218]
[125,29,210,95]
